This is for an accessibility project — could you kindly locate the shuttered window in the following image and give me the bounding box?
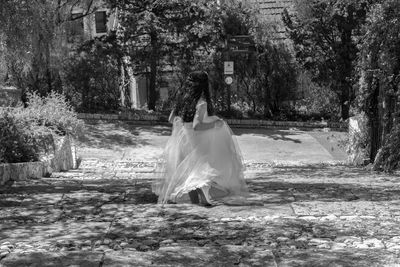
[95,11,107,33]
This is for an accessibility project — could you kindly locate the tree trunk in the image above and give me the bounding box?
[339,12,354,121]
[369,79,381,163]
[148,32,158,111]
[340,88,350,120]
[119,62,126,108]
[338,55,352,120]
[226,83,231,113]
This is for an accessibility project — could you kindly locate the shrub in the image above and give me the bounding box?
[373,124,400,172]
[0,108,50,163]
[0,91,83,163]
[295,83,340,120]
[63,37,121,112]
[17,91,83,136]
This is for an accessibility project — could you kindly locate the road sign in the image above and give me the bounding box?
[224,61,234,75]
[225,76,233,85]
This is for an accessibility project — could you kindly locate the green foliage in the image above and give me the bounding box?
[296,79,340,119]
[373,124,400,172]
[0,1,103,96]
[64,36,121,113]
[283,0,376,119]
[228,42,297,118]
[0,90,82,163]
[19,91,83,136]
[199,2,298,118]
[0,108,49,163]
[356,0,400,171]
[109,0,222,110]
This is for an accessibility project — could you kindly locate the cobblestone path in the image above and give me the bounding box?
[1,160,400,266]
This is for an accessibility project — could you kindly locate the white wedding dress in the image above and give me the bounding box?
[152,99,249,204]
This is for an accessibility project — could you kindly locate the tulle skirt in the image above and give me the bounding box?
[152,118,249,204]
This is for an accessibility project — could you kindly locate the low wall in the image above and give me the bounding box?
[78,113,348,131]
[0,162,44,185]
[43,135,76,174]
[0,135,76,187]
[0,86,21,107]
[78,112,163,122]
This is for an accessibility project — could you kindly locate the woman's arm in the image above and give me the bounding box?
[168,109,176,123]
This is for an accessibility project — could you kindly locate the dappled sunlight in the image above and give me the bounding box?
[1,165,400,266]
[1,251,103,267]
[77,122,171,150]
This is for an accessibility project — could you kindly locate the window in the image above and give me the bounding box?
[95,11,107,33]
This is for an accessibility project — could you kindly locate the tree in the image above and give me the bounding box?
[283,0,376,120]
[108,0,222,110]
[64,34,122,112]
[210,1,297,118]
[0,0,99,97]
[356,0,400,171]
[232,41,297,118]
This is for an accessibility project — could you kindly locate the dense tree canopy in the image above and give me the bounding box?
[0,0,99,96]
[357,0,400,171]
[108,0,222,110]
[283,0,376,120]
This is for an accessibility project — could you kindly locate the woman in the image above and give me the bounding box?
[152,71,248,205]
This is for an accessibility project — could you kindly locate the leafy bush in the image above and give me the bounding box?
[0,108,50,163]
[355,0,400,170]
[17,91,83,136]
[63,37,121,112]
[0,91,83,163]
[295,82,340,121]
[373,124,400,172]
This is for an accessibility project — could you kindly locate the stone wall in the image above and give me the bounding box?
[43,135,76,175]
[0,135,77,187]
[0,162,44,185]
[0,86,21,107]
[78,113,348,131]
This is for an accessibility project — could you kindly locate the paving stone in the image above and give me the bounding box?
[2,163,400,266]
[363,238,385,249]
[0,251,103,267]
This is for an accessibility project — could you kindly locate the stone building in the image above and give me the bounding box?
[221,0,294,42]
[253,0,294,42]
[65,2,117,44]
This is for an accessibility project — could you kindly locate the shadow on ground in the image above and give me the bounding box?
[77,121,171,150]
[233,128,303,143]
[1,165,400,266]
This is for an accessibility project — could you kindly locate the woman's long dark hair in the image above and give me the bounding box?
[174,71,214,122]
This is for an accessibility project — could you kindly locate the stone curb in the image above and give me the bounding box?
[78,113,348,131]
[0,162,44,185]
[0,135,77,186]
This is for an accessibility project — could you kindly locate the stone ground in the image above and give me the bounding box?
[76,121,348,163]
[1,122,400,266]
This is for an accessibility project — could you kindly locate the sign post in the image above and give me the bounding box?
[222,35,255,113]
[223,60,234,112]
[224,61,234,86]
[224,61,234,75]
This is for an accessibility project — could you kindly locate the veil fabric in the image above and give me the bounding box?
[152,99,249,204]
